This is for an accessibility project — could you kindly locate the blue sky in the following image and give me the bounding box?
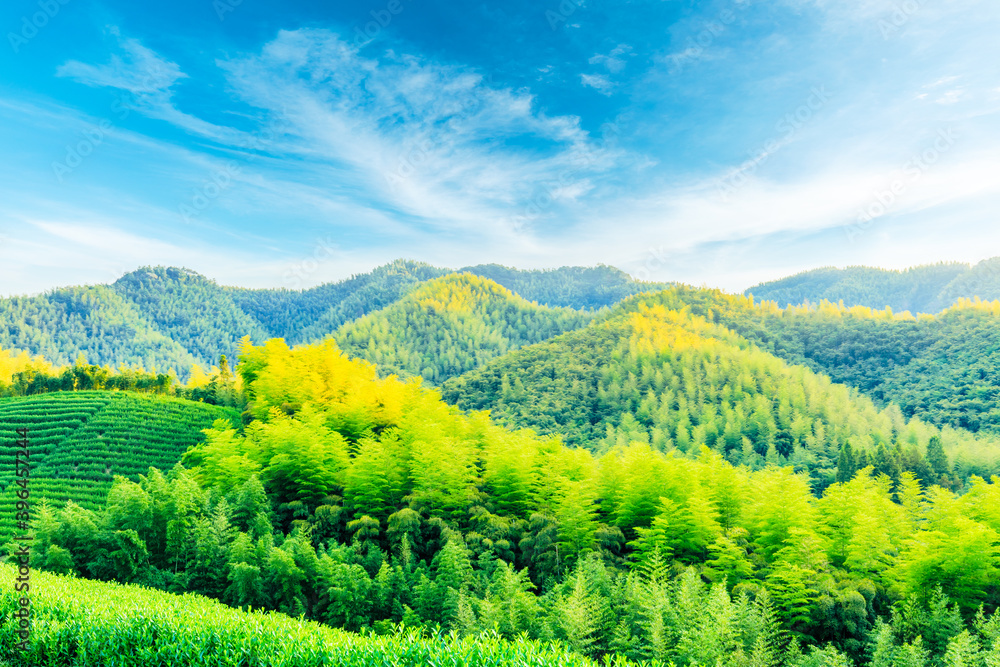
[0,0,998,295]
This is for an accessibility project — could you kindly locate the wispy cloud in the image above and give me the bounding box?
[218,29,618,235]
[3,0,999,295]
[57,32,237,143]
[580,73,614,95]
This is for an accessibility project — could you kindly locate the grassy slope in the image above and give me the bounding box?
[0,392,237,538]
[0,564,621,667]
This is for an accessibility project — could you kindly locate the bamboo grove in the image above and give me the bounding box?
[18,334,1000,666]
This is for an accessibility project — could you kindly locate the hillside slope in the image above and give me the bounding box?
[459,263,673,310]
[28,336,1000,664]
[745,258,1000,313]
[0,391,236,537]
[334,273,597,384]
[111,266,273,365]
[225,259,450,343]
[0,261,663,376]
[0,284,200,372]
[0,564,616,667]
[639,285,1000,435]
[442,291,1000,489]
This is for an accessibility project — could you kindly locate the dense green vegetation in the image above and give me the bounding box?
[0,391,236,540]
[0,350,177,398]
[733,299,1000,436]
[0,261,665,377]
[335,274,596,384]
[458,263,673,311]
[112,267,273,367]
[6,262,1000,665]
[0,283,200,374]
[22,338,1000,666]
[0,565,622,667]
[226,260,450,344]
[443,292,1000,491]
[608,285,1000,437]
[746,258,1000,313]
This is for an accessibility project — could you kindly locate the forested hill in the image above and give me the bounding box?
[612,285,1000,437]
[458,263,673,310]
[23,336,1000,666]
[335,273,597,384]
[0,261,664,374]
[442,290,1000,491]
[745,257,1000,313]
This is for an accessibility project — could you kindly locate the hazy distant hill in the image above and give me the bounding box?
[459,263,673,310]
[744,259,1000,313]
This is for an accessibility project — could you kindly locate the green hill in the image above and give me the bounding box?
[224,259,451,344]
[744,258,1000,313]
[458,263,673,310]
[626,285,1000,436]
[732,299,1000,434]
[0,283,200,373]
[0,261,664,378]
[442,289,1000,489]
[20,337,1000,666]
[334,273,597,384]
[0,391,237,538]
[111,266,273,366]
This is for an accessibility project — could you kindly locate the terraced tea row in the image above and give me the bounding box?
[0,391,237,539]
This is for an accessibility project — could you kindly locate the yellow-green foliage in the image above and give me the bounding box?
[0,347,59,387]
[443,293,1000,489]
[335,274,595,384]
[201,338,1000,612]
[0,564,629,667]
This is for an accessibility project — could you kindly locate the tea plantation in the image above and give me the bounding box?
[0,392,238,540]
[0,565,631,667]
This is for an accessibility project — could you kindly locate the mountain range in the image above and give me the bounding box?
[0,261,668,374]
[746,257,1000,313]
[5,257,1000,443]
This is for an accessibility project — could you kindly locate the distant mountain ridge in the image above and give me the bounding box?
[745,258,1000,313]
[0,260,669,375]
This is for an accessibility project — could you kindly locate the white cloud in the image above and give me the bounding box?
[217,29,618,234]
[589,44,632,74]
[57,35,237,142]
[580,73,614,95]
